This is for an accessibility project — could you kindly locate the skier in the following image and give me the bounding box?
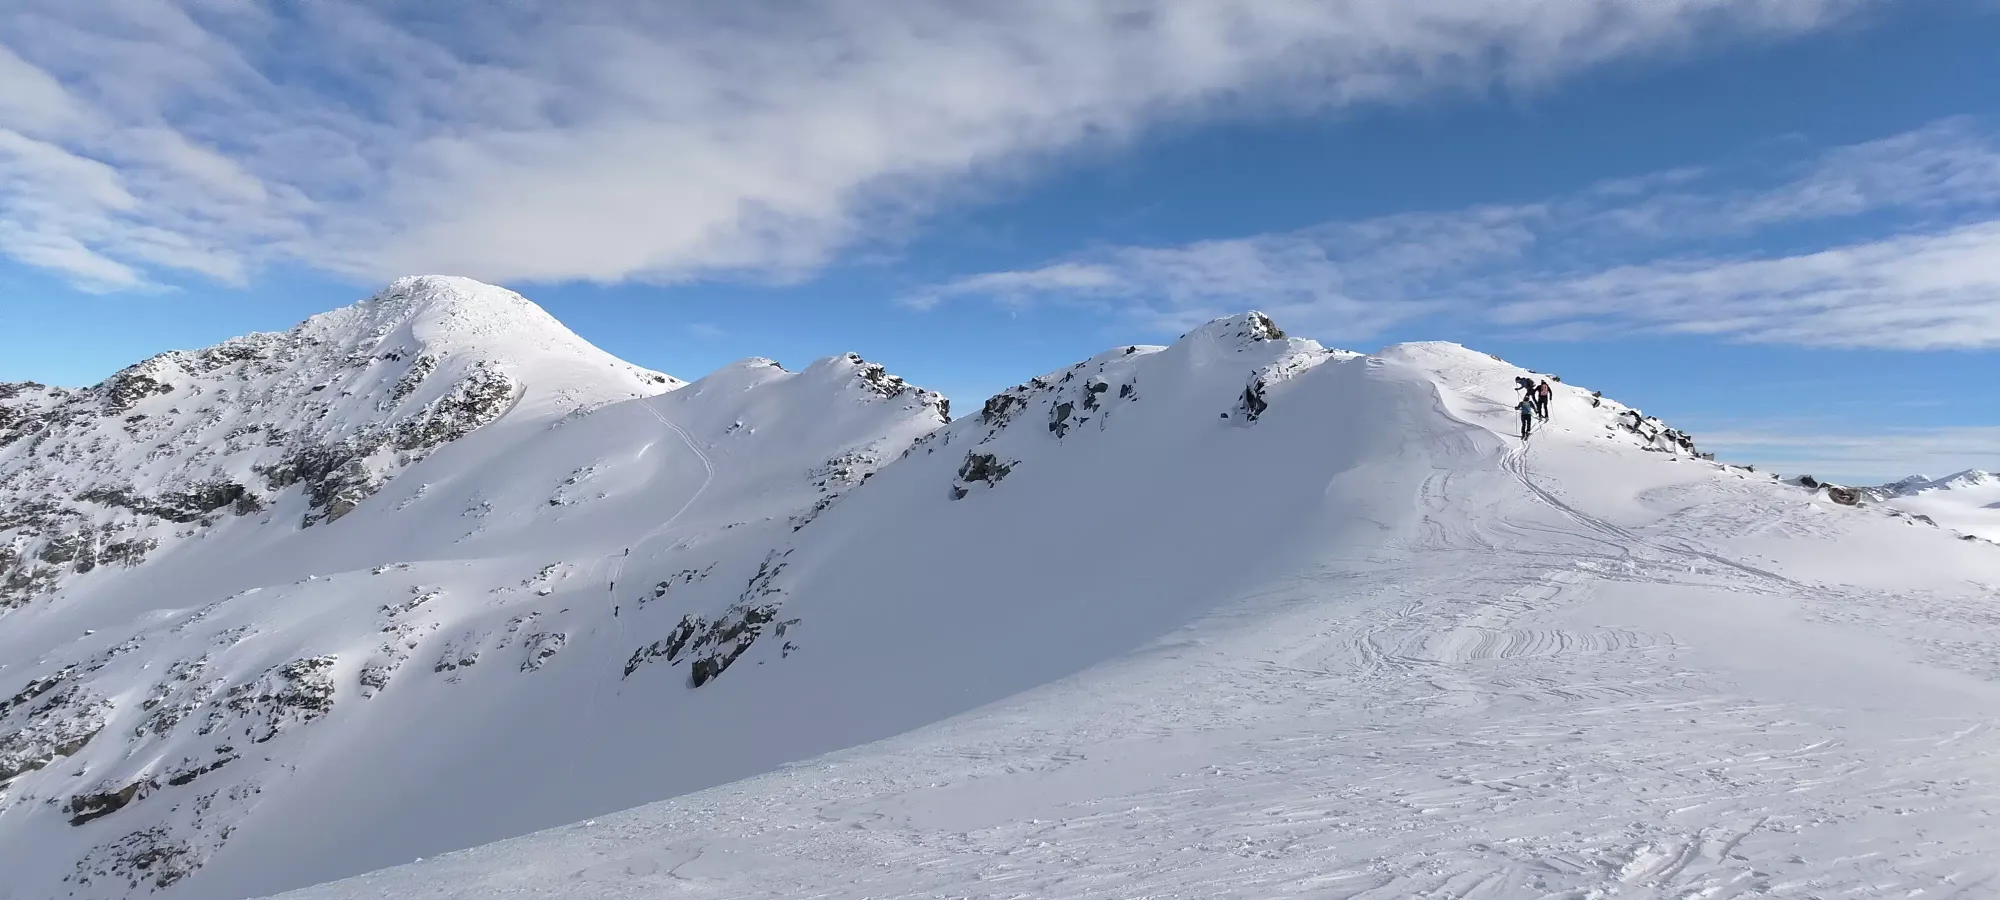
[1516,393,1538,439]
[1534,380,1552,420]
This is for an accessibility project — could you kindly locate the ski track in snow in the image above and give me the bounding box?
[273,348,2000,900]
[561,398,718,798]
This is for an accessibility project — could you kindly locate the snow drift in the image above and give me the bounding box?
[2,283,1997,900]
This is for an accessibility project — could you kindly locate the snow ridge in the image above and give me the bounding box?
[2,281,1996,900]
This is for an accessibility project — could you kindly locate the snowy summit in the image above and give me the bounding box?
[1,279,1997,900]
[1872,469,2000,541]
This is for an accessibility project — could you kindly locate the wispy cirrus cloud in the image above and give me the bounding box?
[0,0,1877,290]
[914,117,2000,349]
[1491,221,2000,349]
[905,205,1540,336]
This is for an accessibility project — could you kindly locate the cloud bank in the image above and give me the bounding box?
[0,0,1871,290]
[1699,425,2000,482]
[916,117,2000,350]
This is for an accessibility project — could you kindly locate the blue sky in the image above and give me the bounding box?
[2,0,1996,483]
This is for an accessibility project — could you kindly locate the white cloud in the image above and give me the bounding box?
[910,206,1542,339]
[0,0,1874,289]
[0,45,82,136]
[1492,222,2000,349]
[1576,117,2000,238]
[919,117,2000,349]
[1700,425,2000,482]
[901,263,1126,311]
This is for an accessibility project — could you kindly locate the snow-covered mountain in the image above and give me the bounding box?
[3,281,1997,900]
[1871,469,2000,541]
[0,276,953,899]
[1,275,680,592]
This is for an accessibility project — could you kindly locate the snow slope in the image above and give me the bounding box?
[1874,470,2000,541]
[6,289,2000,900]
[0,278,954,899]
[272,337,2000,900]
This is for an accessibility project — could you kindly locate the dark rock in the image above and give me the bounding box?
[954,453,1013,497]
[1,668,77,718]
[78,480,259,524]
[638,566,713,608]
[98,368,175,413]
[133,658,215,739]
[1826,486,1862,506]
[1,674,112,783]
[199,656,337,744]
[520,632,566,672]
[37,530,93,568]
[1239,312,1285,341]
[1048,401,1074,437]
[1239,376,1270,421]
[393,364,515,453]
[1081,381,1109,410]
[68,824,199,892]
[851,359,913,399]
[980,393,1024,427]
[68,779,154,826]
[191,339,271,370]
[624,551,798,688]
[390,353,439,404]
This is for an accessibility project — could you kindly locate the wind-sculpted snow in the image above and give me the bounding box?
[6,286,1998,900]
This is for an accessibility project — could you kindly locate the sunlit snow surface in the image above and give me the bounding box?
[288,341,1999,898]
[3,286,1997,900]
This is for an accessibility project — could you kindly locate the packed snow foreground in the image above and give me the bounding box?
[1,278,1996,900]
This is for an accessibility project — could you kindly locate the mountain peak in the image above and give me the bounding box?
[374,275,540,319]
[310,275,574,354]
[1932,469,1995,490]
[1881,470,1996,496]
[1178,311,1289,347]
[386,273,503,295]
[1879,474,1935,495]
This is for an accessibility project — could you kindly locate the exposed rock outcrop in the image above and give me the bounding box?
[951,452,1014,500]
